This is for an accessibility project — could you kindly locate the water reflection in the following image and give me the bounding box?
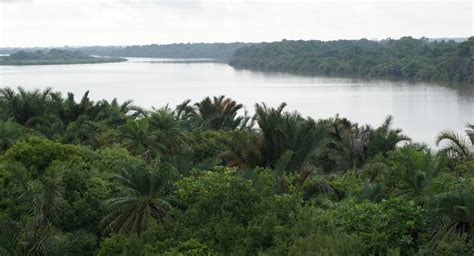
[0,58,473,146]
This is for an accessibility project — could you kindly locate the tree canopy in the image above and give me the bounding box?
[229,37,474,83]
[0,49,126,65]
[1,87,473,255]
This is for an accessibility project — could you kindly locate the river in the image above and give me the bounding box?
[1,57,473,146]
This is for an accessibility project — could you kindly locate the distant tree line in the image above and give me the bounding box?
[76,43,249,60]
[0,49,126,65]
[229,37,474,83]
[1,38,471,83]
[0,43,249,60]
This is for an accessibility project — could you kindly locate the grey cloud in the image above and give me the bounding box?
[0,0,33,3]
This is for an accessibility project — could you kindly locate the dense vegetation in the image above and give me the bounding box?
[76,43,248,60]
[0,43,248,60]
[229,37,474,83]
[0,49,126,65]
[1,87,473,255]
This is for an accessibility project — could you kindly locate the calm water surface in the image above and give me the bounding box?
[1,58,473,146]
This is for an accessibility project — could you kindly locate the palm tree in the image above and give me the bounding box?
[254,103,320,173]
[0,87,62,126]
[368,115,411,158]
[0,219,19,256]
[391,145,436,199]
[323,115,372,170]
[148,108,186,155]
[357,181,386,202]
[175,99,197,121]
[58,91,94,125]
[343,123,372,169]
[118,118,156,160]
[254,103,289,169]
[323,115,409,170]
[195,96,251,130]
[100,166,172,236]
[62,114,100,146]
[426,173,474,241]
[218,130,263,168]
[6,164,67,256]
[436,123,474,160]
[96,98,145,128]
[0,119,26,154]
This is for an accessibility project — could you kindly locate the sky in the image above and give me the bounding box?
[0,0,472,47]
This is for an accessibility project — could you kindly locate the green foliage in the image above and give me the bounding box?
[287,230,367,256]
[56,230,97,256]
[368,115,411,158]
[436,123,474,160]
[229,37,473,83]
[0,119,27,154]
[97,234,144,256]
[176,96,252,131]
[425,173,474,241]
[255,103,321,172]
[175,169,259,223]
[418,235,474,255]
[57,162,108,232]
[171,168,298,254]
[1,136,85,177]
[194,96,250,130]
[385,146,436,198]
[1,88,473,254]
[163,239,218,256]
[148,108,187,155]
[326,197,426,254]
[0,49,126,65]
[118,118,156,159]
[0,87,143,144]
[76,42,248,59]
[0,87,62,127]
[100,164,173,236]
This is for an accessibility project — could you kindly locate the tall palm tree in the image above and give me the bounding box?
[254,103,320,172]
[175,99,197,121]
[195,96,251,130]
[100,167,172,236]
[149,108,186,155]
[255,103,289,169]
[5,165,67,256]
[436,123,474,160]
[62,114,101,146]
[0,119,26,154]
[368,115,411,158]
[323,115,372,170]
[343,123,372,169]
[96,98,145,128]
[58,91,98,125]
[390,145,436,199]
[323,115,409,170]
[426,173,474,241]
[118,118,156,160]
[0,87,61,126]
[218,130,263,168]
[0,219,19,256]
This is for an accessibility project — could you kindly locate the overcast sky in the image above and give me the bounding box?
[0,0,472,47]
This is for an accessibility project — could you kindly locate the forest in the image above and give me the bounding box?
[0,87,473,255]
[0,43,248,61]
[0,49,126,65]
[75,43,248,60]
[229,37,474,83]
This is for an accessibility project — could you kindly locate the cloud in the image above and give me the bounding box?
[0,0,32,3]
[0,0,472,47]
